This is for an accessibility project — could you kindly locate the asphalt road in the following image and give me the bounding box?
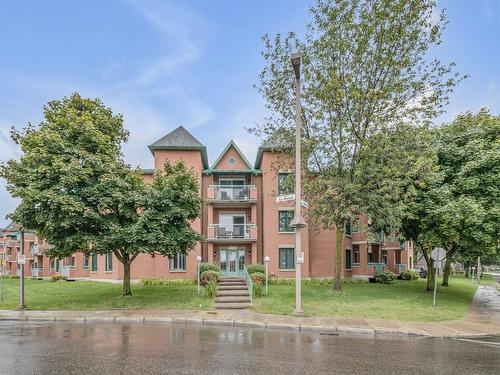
[0,322,498,375]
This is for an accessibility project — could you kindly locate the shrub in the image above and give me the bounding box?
[249,272,265,286]
[376,271,396,284]
[204,281,218,298]
[8,275,20,279]
[201,270,219,286]
[199,262,220,275]
[139,277,195,286]
[400,269,419,281]
[50,274,66,282]
[246,264,265,275]
[253,283,265,298]
[270,278,295,285]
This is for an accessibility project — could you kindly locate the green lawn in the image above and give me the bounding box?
[0,278,212,311]
[253,276,480,322]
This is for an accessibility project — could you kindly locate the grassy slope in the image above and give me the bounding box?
[0,278,212,311]
[253,276,480,322]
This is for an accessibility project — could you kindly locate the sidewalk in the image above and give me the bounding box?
[1,285,498,338]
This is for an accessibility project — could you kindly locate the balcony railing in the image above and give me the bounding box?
[207,185,257,201]
[368,231,384,244]
[60,265,76,278]
[32,267,43,278]
[6,240,15,247]
[31,244,44,255]
[207,224,257,240]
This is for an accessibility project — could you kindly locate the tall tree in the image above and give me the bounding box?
[252,0,464,290]
[1,93,204,296]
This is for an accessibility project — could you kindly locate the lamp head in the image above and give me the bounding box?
[290,52,301,80]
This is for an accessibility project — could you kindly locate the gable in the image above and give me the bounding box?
[212,141,252,170]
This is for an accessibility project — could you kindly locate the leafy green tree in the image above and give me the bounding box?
[252,0,463,290]
[1,93,203,296]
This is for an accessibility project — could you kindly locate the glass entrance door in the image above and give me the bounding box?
[219,249,245,275]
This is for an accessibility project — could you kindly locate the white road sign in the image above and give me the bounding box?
[17,254,25,265]
[276,194,309,208]
[431,247,446,268]
[296,251,304,264]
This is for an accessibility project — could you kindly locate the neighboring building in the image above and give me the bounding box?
[0,126,413,281]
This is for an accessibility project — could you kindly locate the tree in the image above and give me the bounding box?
[252,0,464,290]
[1,93,204,296]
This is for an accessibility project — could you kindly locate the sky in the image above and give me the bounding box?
[0,0,499,227]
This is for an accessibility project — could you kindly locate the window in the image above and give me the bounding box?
[279,210,294,233]
[368,251,374,263]
[228,157,236,165]
[71,256,75,267]
[50,258,55,270]
[91,254,98,272]
[169,253,186,271]
[345,221,351,236]
[353,245,360,264]
[279,247,294,270]
[105,253,113,272]
[345,249,352,270]
[84,256,90,269]
[278,173,294,196]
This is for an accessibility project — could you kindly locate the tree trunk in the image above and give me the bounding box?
[441,256,451,287]
[425,257,434,291]
[123,261,132,296]
[464,262,469,278]
[333,224,344,292]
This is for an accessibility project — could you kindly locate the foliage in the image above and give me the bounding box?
[246,264,265,275]
[253,284,265,298]
[252,0,464,291]
[249,272,265,286]
[0,93,204,297]
[50,274,66,282]
[199,262,220,275]
[138,278,195,286]
[200,270,219,286]
[7,275,20,279]
[203,281,218,298]
[376,271,397,284]
[400,269,419,281]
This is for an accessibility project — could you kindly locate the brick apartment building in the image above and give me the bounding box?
[0,126,413,281]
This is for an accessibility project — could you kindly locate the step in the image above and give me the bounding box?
[218,282,246,286]
[215,296,251,303]
[218,285,248,291]
[215,302,252,309]
[217,290,250,297]
[219,277,245,282]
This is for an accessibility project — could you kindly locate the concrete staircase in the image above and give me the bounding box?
[215,276,251,309]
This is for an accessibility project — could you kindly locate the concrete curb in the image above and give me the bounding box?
[0,312,497,339]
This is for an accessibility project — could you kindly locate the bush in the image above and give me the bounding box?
[8,275,20,279]
[376,271,396,284]
[246,264,265,274]
[204,281,218,298]
[249,272,265,286]
[270,278,295,285]
[50,274,66,282]
[139,277,195,286]
[201,270,219,286]
[400,269,419,281]
[199,262,220,275]
[253,283,265,298]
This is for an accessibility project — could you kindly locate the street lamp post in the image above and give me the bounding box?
[290,52,306,316]
[196,255,202,294]
[264,256,270,295]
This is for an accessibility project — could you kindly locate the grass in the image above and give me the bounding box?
[0,278,212,311]
[253,276,481,322]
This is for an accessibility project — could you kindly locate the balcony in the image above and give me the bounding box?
[207,185,257,205]
[60,265,76,278]
[6,240,15,247]
[368,231,384,244]
[32,267,43,278]
[207,224,257,243]
[31,244,44,255]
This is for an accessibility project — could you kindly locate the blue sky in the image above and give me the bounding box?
[0,0,499,226]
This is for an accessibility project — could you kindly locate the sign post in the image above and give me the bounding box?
[17,230,26,310]
[264,256,269,295]
[196,256,202,294]
[431,247,446,307]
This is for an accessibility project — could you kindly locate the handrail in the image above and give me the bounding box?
[210,224,256,239]
[243,265,253,306]
[210,185,255,201]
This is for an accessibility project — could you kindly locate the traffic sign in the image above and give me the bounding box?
[431,247,446,268]
[17,254,25,265]
[276,194,309,208]
[296,251,304,264]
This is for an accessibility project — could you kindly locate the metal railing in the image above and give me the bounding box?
[60,265,75,278]
[32,267,43,278]
[243,265,253,306]
[31,244,43,254]
[368,262,386,275]
[211,224,255,239]
[211,185,254,201]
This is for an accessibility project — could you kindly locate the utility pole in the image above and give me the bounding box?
[290,52,306,316]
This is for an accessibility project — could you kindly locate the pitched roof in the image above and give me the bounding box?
[211,140,252,170]
[254,128,293,168]
[148,126,209,168]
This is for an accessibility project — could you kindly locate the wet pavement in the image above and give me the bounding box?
[0,321,498,374]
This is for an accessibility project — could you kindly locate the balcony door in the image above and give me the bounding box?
[219,179,246,200]
[219,213,245,238]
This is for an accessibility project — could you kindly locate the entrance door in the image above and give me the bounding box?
[219,248,245,275]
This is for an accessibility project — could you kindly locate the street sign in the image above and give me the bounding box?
[431,247,446,268]
[296,251,304,264]
[276,194,309,208]
[17,254,25,265]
